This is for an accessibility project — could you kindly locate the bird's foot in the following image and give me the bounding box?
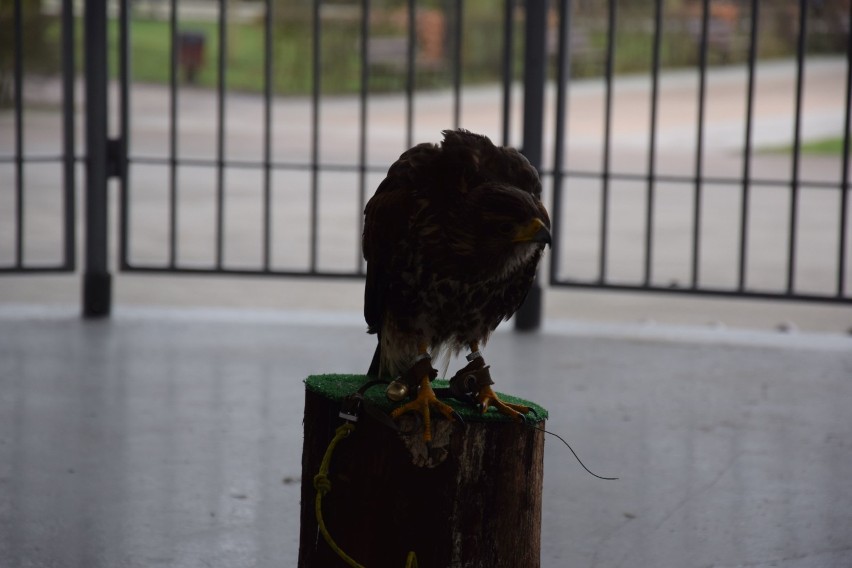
[475,384,531,421]
[390,377,458,443]
[386,355,459,445]
[449,353,532,421]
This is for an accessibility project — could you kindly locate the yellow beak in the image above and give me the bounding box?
[512,218,552,245]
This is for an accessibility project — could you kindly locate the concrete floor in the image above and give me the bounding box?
[1,305,851,568]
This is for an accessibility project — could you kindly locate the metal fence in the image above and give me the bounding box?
[115,0,527,281]
[0,0,76,274]
[547,0,852,304]
[1,0,851,320]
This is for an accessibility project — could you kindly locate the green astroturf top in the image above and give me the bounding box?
[305,374,548,422]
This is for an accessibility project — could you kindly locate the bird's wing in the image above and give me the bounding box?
[362,187,413,336]
[363,142,443,330]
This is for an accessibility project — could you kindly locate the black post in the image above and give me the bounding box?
[515,0,547,331]
[83,0,111,317]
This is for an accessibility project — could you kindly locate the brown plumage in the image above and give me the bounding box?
[363,129,551,385]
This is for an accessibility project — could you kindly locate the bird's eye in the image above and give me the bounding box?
[498,222,514,234]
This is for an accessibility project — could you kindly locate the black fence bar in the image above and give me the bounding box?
[452,0,463,129]
[124,265,362,280]
[168,0,178,268]
[548,168,842,190]
[521,0,546,187]
[116,0,130,273]
[549,0,571,285]
[357,0,371,274]
[645,0,663,286]
[788,0,808,293]
[310,0,321,272]
[128,156,388,174]
[215,0,228,270]
[739,0,759,292]
[262,0,274,271]
[116,0,130,277]
[840,3,852,297]
[123,152,848,193]
[500,0,515,146]
[599,0,616,283]
[549,280,848,305]
[405,0,416,148]
[692,0,710,288]
[62,0,76,269]
[13,0,24,268]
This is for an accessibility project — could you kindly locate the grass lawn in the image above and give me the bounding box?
[33,9,845,99]
[113,16,362,95]
[43,15,423,96]
[799,137,848,156]
[761,136,850,156]
[103,15,511,96]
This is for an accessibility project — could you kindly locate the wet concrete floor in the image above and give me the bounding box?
[1,306,850,567]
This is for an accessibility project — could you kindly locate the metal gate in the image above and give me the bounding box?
[547,0,852,305]
[2,0,851,321]
[0,0,76,275]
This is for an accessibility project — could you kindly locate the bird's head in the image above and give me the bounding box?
[446,183,551,277]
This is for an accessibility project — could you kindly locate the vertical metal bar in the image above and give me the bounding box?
[13,0,24,268]
[83,0,112,317]
[599,0,616,283]
[644,0,663,286]
[514,0,547,331]
[549,0,571,285]
[837,2,851,297]
[692,0,709,289]
[739,0,759,291]
[452,0,463,129]
[168,0,178,268]
[215,0,227,269]
[117,0,130,270]
[357,0,370,273]
[62,0,76,268]
[262,0,274,271]
[310,0,321,272]
[788,0,808,294]
[405,0,416,148]
[501,0,515,146]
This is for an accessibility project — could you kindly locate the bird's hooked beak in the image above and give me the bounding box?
[512,218,552,247]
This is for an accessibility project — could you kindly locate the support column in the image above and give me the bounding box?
[516,0,547,331]
[82,0,111,317]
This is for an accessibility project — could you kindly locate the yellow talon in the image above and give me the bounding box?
[391,376,457,442]
[477,385,530,421]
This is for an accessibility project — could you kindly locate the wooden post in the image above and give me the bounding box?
[298,375,547,568]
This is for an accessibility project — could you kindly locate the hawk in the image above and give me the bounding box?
[362,129,551,440]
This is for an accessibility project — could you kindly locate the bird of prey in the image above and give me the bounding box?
[362,129,551,441]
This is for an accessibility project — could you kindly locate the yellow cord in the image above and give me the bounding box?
[313,422,419,568]
[313,423,363,568]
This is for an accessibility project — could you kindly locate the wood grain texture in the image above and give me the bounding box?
[298,385,545,568]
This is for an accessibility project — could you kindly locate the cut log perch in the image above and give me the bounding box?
[298,374,547,568]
